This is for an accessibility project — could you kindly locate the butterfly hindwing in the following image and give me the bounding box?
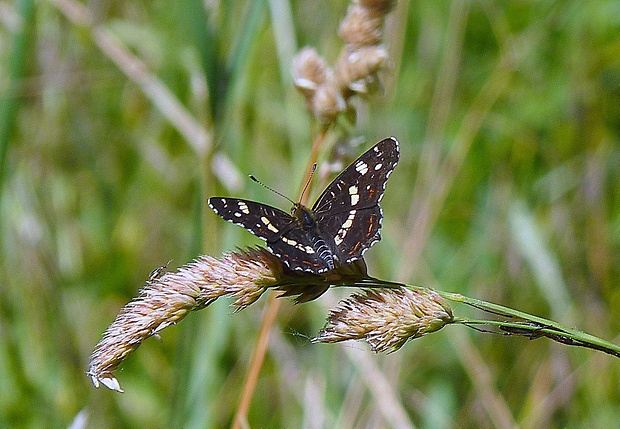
[318,205,383,262]
[268,227,332,273]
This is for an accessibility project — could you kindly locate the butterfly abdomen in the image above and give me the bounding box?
[295,205,335,270]
[308,233,335,270]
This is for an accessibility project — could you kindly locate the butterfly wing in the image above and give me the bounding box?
[312,137,399,261]
[208,198,294,242]
[208,198,330,272]
[268,225,333,273]
[316,205,383,263]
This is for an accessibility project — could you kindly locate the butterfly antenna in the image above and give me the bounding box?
[299,163,317,204]
[249,175,296,205]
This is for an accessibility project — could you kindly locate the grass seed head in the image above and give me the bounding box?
[314,287,454,353]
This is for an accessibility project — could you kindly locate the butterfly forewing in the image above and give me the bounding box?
[312,137,399,262]
[208,137,400,274]
[208,198,294,241]
[312,137,399,214]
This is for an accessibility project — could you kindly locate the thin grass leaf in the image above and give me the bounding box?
[0,0,35,188]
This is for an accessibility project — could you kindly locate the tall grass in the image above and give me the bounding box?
[0,0,618,428]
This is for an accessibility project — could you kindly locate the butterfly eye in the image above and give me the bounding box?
[302,208,314,226]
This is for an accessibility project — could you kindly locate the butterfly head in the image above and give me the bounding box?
[291,203,317,229]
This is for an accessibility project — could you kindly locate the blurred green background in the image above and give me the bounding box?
[1,0,619,428]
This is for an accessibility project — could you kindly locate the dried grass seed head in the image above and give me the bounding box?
[335,45,389,95]
[339,3,384,46]
[292,47,330,94]
[88,247,282,391]
[311,82,347,123]
[355,0,396,18]
[314,287,453,353]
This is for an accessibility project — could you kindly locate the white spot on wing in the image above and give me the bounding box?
[349,185,359,206]
[341,212,355,229]
[237,201,250,214]
[282,237,297,246]
[355,160,369,175]
[260,216,280,233]
[334,210,357,245]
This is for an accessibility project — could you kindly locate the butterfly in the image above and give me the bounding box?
[208,137,399,274]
